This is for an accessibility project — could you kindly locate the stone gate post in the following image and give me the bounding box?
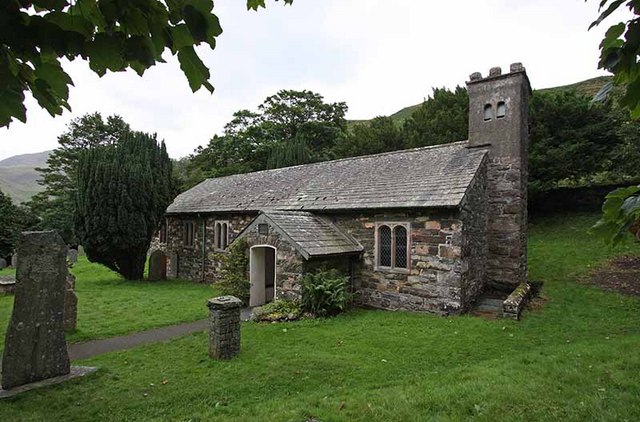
[207,296,242,360]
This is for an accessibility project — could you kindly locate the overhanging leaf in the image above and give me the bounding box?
[177,46,213,92]
[86,32,126,75]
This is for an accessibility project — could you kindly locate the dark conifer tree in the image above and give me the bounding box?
[75,132,173,280]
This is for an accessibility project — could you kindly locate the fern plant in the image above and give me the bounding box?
[300,269,351,317]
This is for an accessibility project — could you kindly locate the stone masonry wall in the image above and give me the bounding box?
[459,159,488,309]
[467,65,529,290]
[159,206,485,316]
[241,225,305,300]
[327,209,471,315]
[161,214,256,283]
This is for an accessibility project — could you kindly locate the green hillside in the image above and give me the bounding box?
[0,151,49,204]
[350,75,615,126]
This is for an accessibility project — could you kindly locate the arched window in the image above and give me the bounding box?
[376,222,410,270]
[183,221,195,247]
[221,223,228,249]
[378,225,392,267]
[394,226,408,268]
[215,223,221,248]
[215,221,229,249]
[496,101,506,118]
[483,103,493,121]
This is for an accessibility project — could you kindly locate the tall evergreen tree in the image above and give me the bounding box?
[402,86,469,148]
[29,112,131,243]
[0,190,39,259]
[75,132,173,280]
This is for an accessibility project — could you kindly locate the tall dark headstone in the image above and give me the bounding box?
[148,250,167,281]
[0,258,6,269]
[1,231,71,390]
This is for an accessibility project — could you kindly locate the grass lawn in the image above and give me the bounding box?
[0,257,221,349]
[1,212,639,421]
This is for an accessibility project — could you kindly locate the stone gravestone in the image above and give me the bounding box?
[77,245,85,256]
[1,231,70,390]
[64,274,78,331]
[167,252,178,279]
[148,250,167,281]
[67,249,78,265]
[207,296,242,360]
[0,258,6,269]
[11,253,17,268]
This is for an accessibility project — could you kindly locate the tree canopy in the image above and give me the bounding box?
[0,189,39,259]
[28,112,131,243]
[589,0,640,244]
[0,0,293,127]
[184,89,348,188]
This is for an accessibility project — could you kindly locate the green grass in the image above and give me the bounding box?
[1,212,639,421]
[0,257,220,349]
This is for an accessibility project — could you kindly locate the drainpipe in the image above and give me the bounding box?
[199,214,206,283]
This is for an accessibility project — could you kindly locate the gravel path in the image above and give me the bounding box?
[68,308,252,360]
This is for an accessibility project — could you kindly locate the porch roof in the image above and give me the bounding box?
[236,210,363,259]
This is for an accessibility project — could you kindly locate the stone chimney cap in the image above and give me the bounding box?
[510,62,525,72]
[469,72,482,82]
[489,67,502,77]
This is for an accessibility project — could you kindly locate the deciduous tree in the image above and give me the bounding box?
[588,0,640,244]
[0,0,293,127]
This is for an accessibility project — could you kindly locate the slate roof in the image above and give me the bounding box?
[237,210,363,259]
[167,141,488,214]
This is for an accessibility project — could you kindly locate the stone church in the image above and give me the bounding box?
[157,63,530,315]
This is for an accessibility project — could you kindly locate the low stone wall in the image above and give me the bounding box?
[503,282,532,320]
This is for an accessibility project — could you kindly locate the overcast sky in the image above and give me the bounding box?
[0,0,629,160]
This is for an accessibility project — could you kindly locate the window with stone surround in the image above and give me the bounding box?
[159,221,167,244]
[375,222,411,271]
[183,221,195,247]
[215,221,229,249]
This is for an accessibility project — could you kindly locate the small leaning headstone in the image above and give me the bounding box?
[148,250,167,281]
[64,274,78,331]
[1,231,70,390]
[11,253,17,268]
[207,296,242,360]
[67,249,78,265]
[77,245,85,256]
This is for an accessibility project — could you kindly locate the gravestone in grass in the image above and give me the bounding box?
[148,250,167,281]
[1,231,71,390]
[207,296,242,360]
[67,249,78,265]
[0,258,6,269]
[64,274,78,331]
[167,252,178,279]
[11,253,17,267]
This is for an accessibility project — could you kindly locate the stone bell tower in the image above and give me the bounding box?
[467,63,531,290]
